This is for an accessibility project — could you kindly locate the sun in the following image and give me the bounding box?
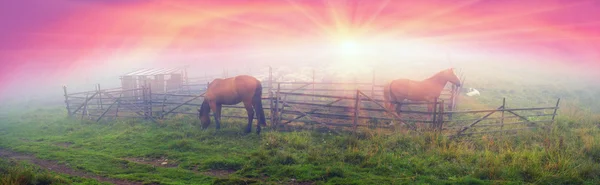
[328,38,372,75]
[336,39,362,57]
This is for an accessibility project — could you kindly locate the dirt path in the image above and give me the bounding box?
[0,148,311,184]
[0,148,144,185]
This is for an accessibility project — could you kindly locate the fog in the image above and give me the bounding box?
[1,47,597,107]
[1,0,599,111]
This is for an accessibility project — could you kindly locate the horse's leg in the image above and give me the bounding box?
[392,102,403,126]
[253,103,262,135]
[394,103,402,118]
[208,101,217,129]
[209,101,222,130]
[386,95,397,121]
[242,100,254,134]
[216,104,223,130]
[389,101,396,115]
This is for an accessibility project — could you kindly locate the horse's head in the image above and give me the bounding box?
[445,68,461,86]
[198,102,211,129]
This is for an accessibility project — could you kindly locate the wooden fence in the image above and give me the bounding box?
[63,80,560,137]
[445,98,560,138]
[179,67,466,111]
[62,84,272,122]
[269,87,560,137]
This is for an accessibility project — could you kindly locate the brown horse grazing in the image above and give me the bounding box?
[383,68,461,117]
[198,75,266,134]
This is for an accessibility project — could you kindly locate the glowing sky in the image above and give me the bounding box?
[1,0,600,99]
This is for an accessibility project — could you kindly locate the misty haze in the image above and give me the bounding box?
[1,1,599,184]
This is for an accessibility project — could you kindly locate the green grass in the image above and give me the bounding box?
[4,61,599,185]
[0,157,109,185]
[0,105,599,184]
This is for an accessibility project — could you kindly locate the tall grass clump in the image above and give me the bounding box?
[0,158,70,185]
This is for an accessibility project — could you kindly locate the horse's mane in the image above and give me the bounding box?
[423,68,450,83]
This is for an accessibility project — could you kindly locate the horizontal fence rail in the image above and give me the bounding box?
[63,76,559,137]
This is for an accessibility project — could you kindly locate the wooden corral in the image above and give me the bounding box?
[62,66,560,137]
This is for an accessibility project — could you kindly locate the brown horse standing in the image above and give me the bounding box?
[383,68,461,117]
[198,75,266,134]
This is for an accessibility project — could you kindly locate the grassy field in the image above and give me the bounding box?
[0,103,599,184]
[0,157,110,185]
[2,67,600,184]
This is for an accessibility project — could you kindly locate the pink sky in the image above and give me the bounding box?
[1,0,599,99]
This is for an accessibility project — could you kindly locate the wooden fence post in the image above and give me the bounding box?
[438,100,444,132]
[95,85,99,110]
[353,90,361,133]
[269,93,274,127]
[185,67,191,94]
[141,85,145,119]
[81,93,89,121]
[501,98,506,132]
[269,66,273,90]
[115,96,120,118]
[275,83,281,128]
[63,86,71,117]
[97,84,103,110]
[143,84,150,119]
[160,94,168,119]
[551,98,561,122]
[371,70,375,97]
[148,83,153,118]
[431,98,438,130]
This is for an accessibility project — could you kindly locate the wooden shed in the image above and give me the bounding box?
[120,67,188,97]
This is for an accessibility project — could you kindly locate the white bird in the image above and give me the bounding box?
[466,88,480,96]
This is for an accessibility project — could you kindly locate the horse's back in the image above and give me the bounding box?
[389,78,423,100]
[233,75,260,87]
[389,79,411,89]
[206,75,260,104]
[389,78,443,101]
[233,75,261,95]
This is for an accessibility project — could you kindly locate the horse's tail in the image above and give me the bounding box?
[253,82,267,126]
